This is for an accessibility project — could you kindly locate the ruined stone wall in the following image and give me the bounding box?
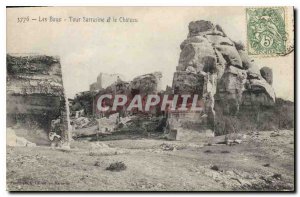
[90,73,126,91]
[7,54,70,144]
[90,72,162,116]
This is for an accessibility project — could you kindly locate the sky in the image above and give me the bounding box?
[7,7,294,101]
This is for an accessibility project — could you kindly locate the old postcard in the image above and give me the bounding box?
[6,6,295,191]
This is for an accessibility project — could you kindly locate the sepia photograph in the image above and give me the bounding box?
[5,6,295,191]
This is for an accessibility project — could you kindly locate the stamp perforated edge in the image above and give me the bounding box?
[246,6,289,57]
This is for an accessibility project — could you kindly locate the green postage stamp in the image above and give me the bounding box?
[246,7,287,56]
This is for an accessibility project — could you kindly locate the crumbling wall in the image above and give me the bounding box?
[90,73,126,91]
[6,54,70,145]
[69,72,163,137]
[90,72,162,116]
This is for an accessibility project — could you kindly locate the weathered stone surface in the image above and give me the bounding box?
[129,72,162,95]
[7,55,62,76]
[248,78,276,103]
[169,20,277,139]
[7,54,70,145]
[172,72,204,95]
[247,63,261,79]
[180,36,207,50]
[215,50,227,66]
[215,45,243,69]
[179,42,217,72]
[188,20,224,37]
[202,73,218,128]
[260,67,273,85]
[177,20,275,108]
[7,55,64,96]
[166,111,214,141]
[104,80,130,95]
[188,20,214,36]
[218,66,247,92]
[241,91,275,106]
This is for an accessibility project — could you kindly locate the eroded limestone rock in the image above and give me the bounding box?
[169,20,277,138]
[177,20,276,109]
[260,67,273,85]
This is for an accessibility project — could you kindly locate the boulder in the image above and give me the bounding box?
[129,72,162,95]
[172,72,205,95]
[218,66,247,115]
[215,45,243,68]
[206,35,234,47]
[238,49,252,69]
[260,67,273,85]
[179,42,216,72]
[218,66,247,92]
[248,78,276,103]
[188,20,215,36]
[188,20,224,37]
[247,63,261,79]
[180,36,207,50]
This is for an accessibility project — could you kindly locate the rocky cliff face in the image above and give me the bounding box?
[170,20,276,137]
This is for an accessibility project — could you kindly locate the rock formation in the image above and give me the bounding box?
[260,67,273,85]
[169,20,276,138]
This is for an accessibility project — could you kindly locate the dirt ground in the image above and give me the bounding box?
[6,130,294,191]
